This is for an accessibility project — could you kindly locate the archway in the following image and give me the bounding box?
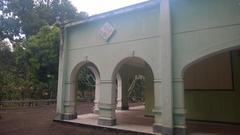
[182,48,240,134]
[112,57,155,127]
[69,61,100,116]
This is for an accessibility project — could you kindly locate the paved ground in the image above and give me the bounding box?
[0,102,240,135]
[63,106,154,134]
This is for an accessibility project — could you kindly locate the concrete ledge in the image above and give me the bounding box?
[54,113,77,120]
[153,124,173,135]
[121,106,129,110]
[98,118,116,126]
[174,127,186,135]
[54,119,154,135]
[152,124,161,133]
[93,109,99,114]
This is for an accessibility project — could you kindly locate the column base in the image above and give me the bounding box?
[93,109,99,114]
[54,113,77,120]
[93,102,99,114]
[174,127,186,135]
[120,106,129,110]
[153,124,173,135]
[54,114,62,121]
[116,101,122,109]
[116,107,122,110]
[98,117,116,126]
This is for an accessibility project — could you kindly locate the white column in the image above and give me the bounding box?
[173,77,186,135]
[55,26,68,120]
[154,0,173,134]
[98,80,116,126]
[116,74,122,109]
[93,78,100,113]
[62,81,77,120]
[153,79,163,126]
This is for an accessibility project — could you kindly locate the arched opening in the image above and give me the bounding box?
[70,61,100,116]
[112,57,154,127]
[183,48,240,134]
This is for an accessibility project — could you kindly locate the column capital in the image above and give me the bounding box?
[154,79,162,83]
[100,80,112,84]
[64,81,74,84]
[173,107,186,115]
[153,106,163,114]
[172,77,184,83]
[98,103,116,110]
[63,100,75,106]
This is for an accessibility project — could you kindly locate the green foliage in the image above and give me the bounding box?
[16,25,60,99]
[0,0,87,41]
[0,26,60,100]
[77,67,95,90]
[77,67,95,99]
[0,0,22,41]
[0,0,88,100]
[24,26,60,81]
[128,75,145,102]
[0,41,22,100]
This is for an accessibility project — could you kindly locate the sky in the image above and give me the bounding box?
[68,0,148,16]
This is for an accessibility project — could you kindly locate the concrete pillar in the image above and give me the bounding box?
[55,26,68,120]
[173,77,186,135]
[154,0,173,134]
[98,80,116,126]
[93,78,100,113]
[153,79,163,132]
[62,81,77,120]
[116,74,123,109]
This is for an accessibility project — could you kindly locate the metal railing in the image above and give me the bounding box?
[0,99,56,110]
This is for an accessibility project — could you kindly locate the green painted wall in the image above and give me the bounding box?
[171,0,240,123]
[185,51,240,123]
[60,0,240,126]
[171,0,240,78]
[65,4,161,81]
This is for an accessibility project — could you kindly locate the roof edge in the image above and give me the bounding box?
[65,0,160,28]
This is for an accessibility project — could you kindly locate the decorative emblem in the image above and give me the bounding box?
[99,22,115,41]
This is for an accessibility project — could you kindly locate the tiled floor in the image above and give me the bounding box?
[62,105,240,135]
[64,105,155,134]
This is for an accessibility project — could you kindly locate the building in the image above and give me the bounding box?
[55,0,240,134]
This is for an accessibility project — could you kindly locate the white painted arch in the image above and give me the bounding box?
[68,61,101,114]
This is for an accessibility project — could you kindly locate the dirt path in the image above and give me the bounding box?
[1,102,240,135]
[0,102,131,135]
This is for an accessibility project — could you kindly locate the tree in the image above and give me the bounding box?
[0,41,20,100]
[77,67,95,99]
[1,0,86,41]
[14,25,60,99]
[0,0,22,41]
[0,0,88,100]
